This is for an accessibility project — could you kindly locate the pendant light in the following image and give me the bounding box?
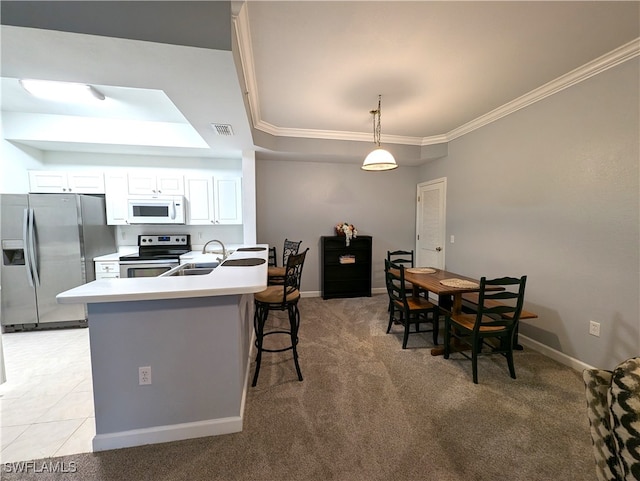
[361,94,397,171]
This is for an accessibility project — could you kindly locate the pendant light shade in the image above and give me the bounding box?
[362,95,397,171]
[362,148,397,170]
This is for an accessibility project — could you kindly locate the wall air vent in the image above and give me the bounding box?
[211,123,234,136]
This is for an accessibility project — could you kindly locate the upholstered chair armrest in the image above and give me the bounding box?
[609,357,640,481]
[584,368,620,481]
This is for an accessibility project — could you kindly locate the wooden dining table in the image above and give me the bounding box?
[402,267,503,356]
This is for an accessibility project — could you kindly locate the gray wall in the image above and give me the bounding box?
[255,59,639,370]
[255,161,420,294]
[419,59,639,369]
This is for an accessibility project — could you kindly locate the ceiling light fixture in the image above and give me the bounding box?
[19,79,105,102]
[361,94,397,171]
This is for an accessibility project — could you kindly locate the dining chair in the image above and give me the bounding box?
[384,259,439,349]
[386,250,416,313]
[252,248,309,386]
[387,249,414,268]
[268,239,302,285]
[443,275,527,384]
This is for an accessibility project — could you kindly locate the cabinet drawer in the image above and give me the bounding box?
[96,262,119,273]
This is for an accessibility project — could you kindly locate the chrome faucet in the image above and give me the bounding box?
[202,239,227,260]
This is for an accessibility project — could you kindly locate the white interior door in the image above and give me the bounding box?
[416,178,446,269]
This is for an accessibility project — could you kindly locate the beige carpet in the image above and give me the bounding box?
[1,295,595,481]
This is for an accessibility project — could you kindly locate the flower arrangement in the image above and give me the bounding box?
[335,222,357,246]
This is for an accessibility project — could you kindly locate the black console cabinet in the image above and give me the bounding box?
[321,236,372,299]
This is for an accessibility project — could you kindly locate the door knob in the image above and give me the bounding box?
[436,247,442,252]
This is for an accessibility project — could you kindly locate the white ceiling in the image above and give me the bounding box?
[1,1,639,166]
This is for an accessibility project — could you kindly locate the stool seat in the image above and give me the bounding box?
[267,266,286,278]
[255,285,300,304]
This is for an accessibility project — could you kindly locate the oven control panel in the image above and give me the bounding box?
[138,235,190,246]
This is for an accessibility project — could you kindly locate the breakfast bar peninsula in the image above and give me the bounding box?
[56,246,268,452]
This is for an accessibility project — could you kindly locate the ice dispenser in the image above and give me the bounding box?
[2,240,25,266]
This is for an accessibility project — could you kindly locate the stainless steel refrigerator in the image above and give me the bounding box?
[1,194,116,331]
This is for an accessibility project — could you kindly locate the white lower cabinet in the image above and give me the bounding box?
[95,261,120,280]
[185,176,242,225]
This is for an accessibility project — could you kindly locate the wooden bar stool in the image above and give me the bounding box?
[267,239,302,285]
[252,248,309,386]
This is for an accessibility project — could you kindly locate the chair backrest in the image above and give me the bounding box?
[283,239,302,267]
[281,248,309,301]
[387,249,414,268]
[474,276,527,332]
[384,259,410,311]
[268,246,277,267]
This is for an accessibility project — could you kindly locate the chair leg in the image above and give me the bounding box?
[432,308,440,345]
[402,312,410,349]
[386,303,395,334]
[471,342,479,384]
[288,303,303,382]
[443,317,451,359]
[251,303,268,387]
[506,346,516,379]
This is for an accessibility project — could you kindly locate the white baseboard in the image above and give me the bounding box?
[518,334,595,371]
[93,416,243,452]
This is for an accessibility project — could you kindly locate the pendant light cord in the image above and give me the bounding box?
[371,95,382,147]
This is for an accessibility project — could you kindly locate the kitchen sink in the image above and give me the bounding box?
[172,267,214,276]
[161,262,219,277]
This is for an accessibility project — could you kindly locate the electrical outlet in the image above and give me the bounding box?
[139,366,152,385]
[589,321,601,337]
[450,235,455,244]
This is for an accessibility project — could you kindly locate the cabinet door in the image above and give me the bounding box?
[29,171,105,194]
[28,171,68,193]
[185,176,214,225]
[156,174,184,195]
[214,177,242,225]
[67,172,105,194]
[128,173,158,195]
[105,173,129,225]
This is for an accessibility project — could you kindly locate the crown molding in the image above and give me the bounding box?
[235,9,639,147]
[445,37,640,142]
[232,6,261,132]
[255,119,424,145]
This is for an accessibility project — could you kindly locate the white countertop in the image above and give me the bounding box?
[94,247,137,262]
[60,245,268,304]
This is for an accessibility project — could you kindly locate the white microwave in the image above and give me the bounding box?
[127,196,186,224]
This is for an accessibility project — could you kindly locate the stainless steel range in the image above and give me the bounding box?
[119,235,191,278]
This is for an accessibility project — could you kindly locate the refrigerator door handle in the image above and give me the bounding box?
[23,208,35,287]
[26,207,40,287]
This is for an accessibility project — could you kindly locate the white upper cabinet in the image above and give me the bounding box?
[104,172,129,225]
[29,170,105,194]
[128,173,184,195]
[214,177,242,225]
[185,176,214,225]
[185,175,242,225]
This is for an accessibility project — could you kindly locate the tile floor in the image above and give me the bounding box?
[0,328,94,463]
